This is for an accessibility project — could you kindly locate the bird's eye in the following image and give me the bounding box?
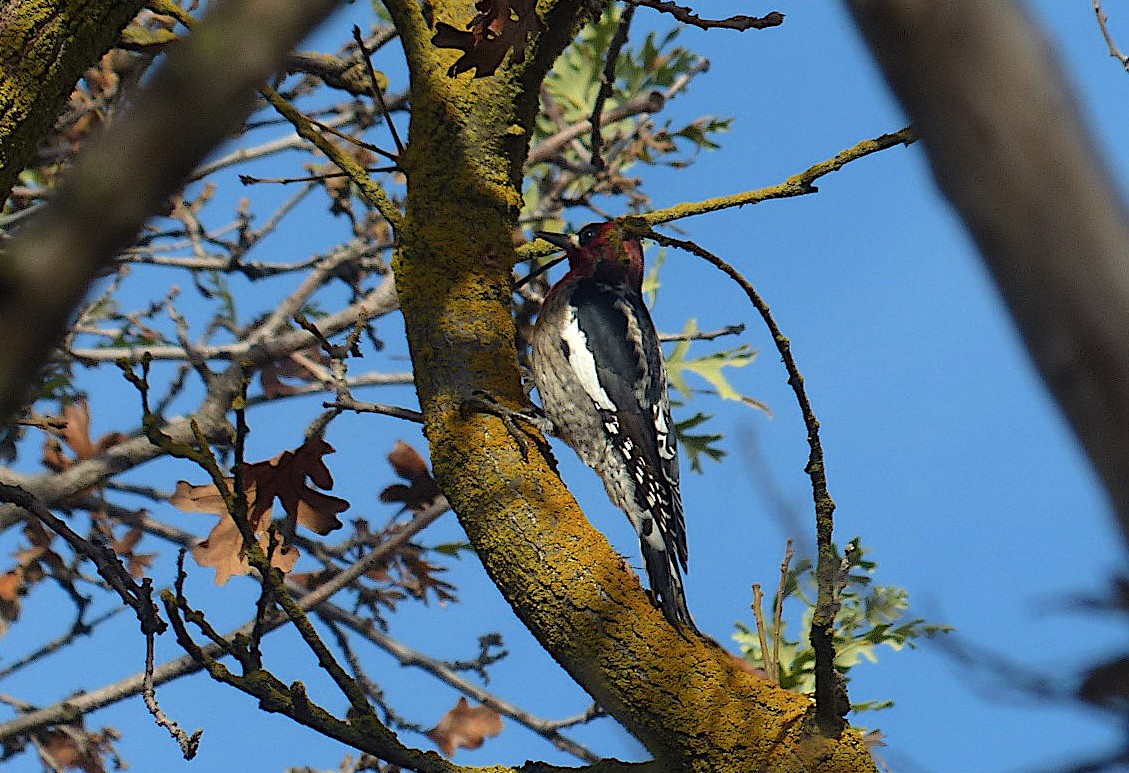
[578,224,601,245]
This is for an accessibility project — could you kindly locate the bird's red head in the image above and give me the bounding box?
[539,222,645,290]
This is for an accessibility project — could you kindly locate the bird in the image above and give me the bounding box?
[529,221,693,629]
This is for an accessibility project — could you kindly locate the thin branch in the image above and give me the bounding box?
[352,25,405,156]
[658,323,745,343]
[1094,1,1129,71]
[0,607,123,681]
[643,231,848,736]
[773,540,794,688]
[68,275,400,362]
[0,502,449,745]
[260,86,404,232]
[528,90,666,166]
[750,583,773,682]
[589,4,636,170]
[0,0,341,425]
[641,127,915,227]
[313,599,603,763]
[142,627,202,758]
[324,396,424,423]
[627,0,784,31]
[0,484,166,638]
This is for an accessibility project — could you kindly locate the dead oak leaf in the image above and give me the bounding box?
[35,721,121,773]
[171,438,346,584]
[379,440,440,512]
[431,0,545,77]
[191,505,298,586]
[172,479,300,585]
[110,526,157,579]
[41,400,126,472]
[244,437,349,535]
[259,346,328,399]
[426,697,503,756]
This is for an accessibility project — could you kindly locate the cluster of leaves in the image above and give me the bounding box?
[734,539,953,712]
[171,437,347,584]
[526,5,730,223]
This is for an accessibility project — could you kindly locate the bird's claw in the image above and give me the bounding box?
[461,389,557,463]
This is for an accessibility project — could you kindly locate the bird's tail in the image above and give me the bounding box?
[641,542,696,631]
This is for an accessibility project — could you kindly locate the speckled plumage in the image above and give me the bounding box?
[530,223,692,628]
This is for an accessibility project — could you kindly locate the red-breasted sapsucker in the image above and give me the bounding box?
[530,222,692,629]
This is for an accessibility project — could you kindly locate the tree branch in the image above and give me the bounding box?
[844,0,1129,548]
[0,0,341,425]
[626,0,784,32]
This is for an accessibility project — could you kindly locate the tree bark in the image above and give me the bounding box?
[386,0,877,768]
[0,0,147,203]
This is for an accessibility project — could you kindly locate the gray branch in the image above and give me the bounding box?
[845,0,1129,548]
[0,0,341,424]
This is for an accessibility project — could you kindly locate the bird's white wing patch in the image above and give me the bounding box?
[561,308,617,412]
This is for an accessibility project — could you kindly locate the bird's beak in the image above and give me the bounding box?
[535,230,577,252]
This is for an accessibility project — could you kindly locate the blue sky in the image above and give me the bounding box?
[2,2,1128,772]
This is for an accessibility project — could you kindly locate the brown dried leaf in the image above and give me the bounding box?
[41,400,126,471]
[172,439,346,584]
[60,401,95,460]
[191,514,298,586]
[400,547,457,605]
[426,697,503,757]
[173,479,296,585]
[259,346,328,398]
[431,0,545,77]
[243,437,349,534]
[36,722,121,773]
[379,441,440,511]
[110,527,156,579]
[0,570,23,631]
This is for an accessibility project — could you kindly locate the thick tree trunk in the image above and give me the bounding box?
[386,0,877,768]
[0,0,146,203]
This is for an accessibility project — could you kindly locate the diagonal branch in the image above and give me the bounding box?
[844,0,1129,549]
[642,232,847,736]
[627,0,784,32]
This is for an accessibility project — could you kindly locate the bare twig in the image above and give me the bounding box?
[0,607,123,681]
[0,484,166,637]
[750,584,774,682]
[0,501,449,745]
[773,540,794,687]
[0,0,341,425]
[627,0,784,31]
[589,4,636,170]
[643,231,847,735]
[352,25,405,156]
[1094,1,1129,71]
[323,396,424,424]
[659,323,745,342]
[142,628,202,758]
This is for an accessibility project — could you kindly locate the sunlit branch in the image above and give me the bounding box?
[627,0,784,31]
[260,86,404,232]
[637,127,915,228]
